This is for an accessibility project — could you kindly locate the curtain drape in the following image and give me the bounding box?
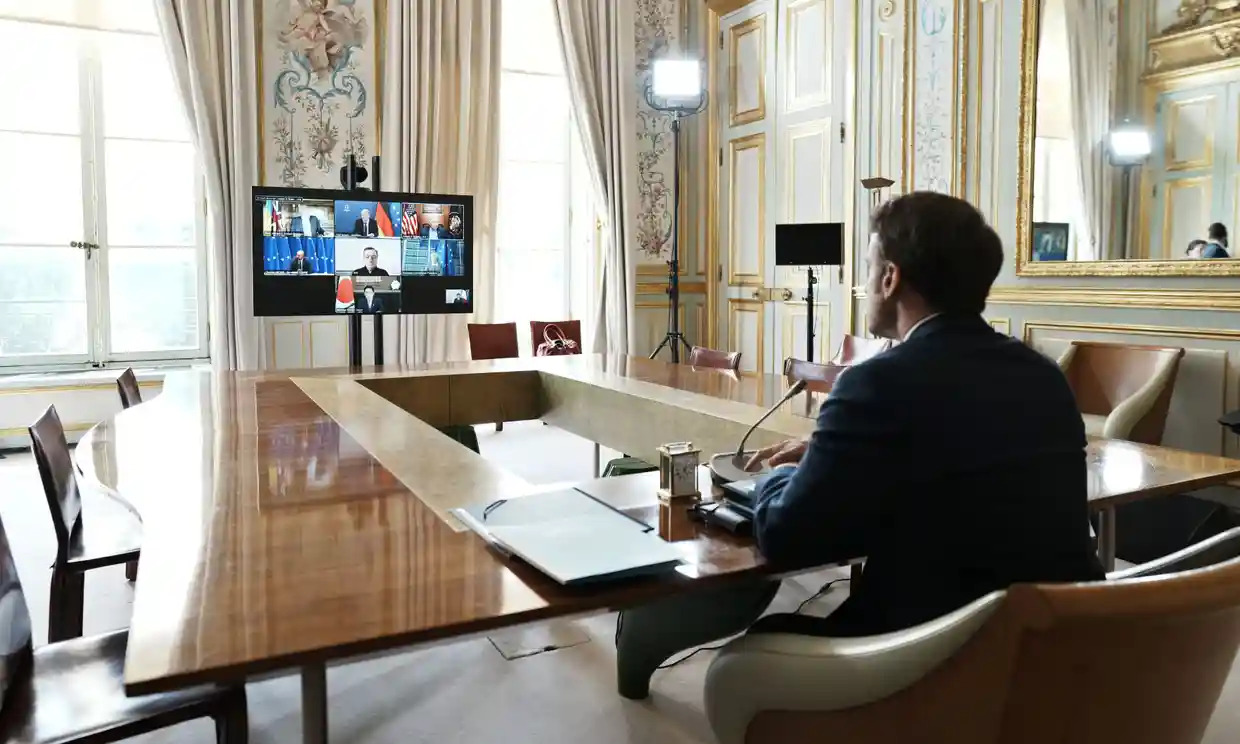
[154,0,260,370]
[382,0,501,364]
[552,0,639,355]
[1063,0,1114,261]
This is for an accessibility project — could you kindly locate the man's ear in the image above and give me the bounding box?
[881,261,900,297]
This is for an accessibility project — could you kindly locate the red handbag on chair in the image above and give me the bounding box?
[536,324,580,356]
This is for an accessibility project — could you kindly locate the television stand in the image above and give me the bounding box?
[348,312,384,369]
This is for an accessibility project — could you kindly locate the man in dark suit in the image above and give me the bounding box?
[353,208,378,237]
[350,247,389,277]
[287,249,311,273]
[420,221,447,239]
[613,192,1104,700]
[358,286,383,314]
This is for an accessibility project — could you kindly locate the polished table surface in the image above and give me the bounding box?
[73,355,1240,695]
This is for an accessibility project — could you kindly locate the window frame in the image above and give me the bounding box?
[0,14,209,373]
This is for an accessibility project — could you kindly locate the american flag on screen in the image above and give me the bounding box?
[401,210,419,236]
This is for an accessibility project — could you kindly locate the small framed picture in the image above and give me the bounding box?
[1032,222,1070,262]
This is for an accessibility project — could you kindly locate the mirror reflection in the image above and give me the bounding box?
[1031,0,1240,263]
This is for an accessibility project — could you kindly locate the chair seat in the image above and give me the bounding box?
[0,630,231,744]
[1081,413,1108,438]
[65,507,141,571]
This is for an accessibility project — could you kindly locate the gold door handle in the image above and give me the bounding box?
[780,288,793,301]
[751,289,762,299]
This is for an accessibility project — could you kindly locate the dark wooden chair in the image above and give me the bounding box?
[688,346,742,371]
[530,320,583,355]
[467,323,520,433]
[0,511,248,743]
[115,369,141,410]
[28,406,142,642]
[783,357,846,394]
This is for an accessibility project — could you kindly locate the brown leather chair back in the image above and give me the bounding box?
[28,406,81,561]
[831,334,892,365]
[783,357,844,394]
[116,368,142,409]
[688,346,742,371]
[467,322,519,361]
[749,556,1240,744]
[1061,341,1185,445]
[530,320,583,354]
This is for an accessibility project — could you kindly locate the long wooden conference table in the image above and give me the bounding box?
[74,355,1240,744]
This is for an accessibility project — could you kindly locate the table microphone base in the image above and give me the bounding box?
[707,452,770,485]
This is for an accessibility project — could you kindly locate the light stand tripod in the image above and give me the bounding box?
[804,267,817,363]
[645,67,707,364]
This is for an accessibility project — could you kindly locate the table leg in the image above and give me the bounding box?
[1097,507,1116,572]
[593,443,602,477]
[301,663,327,744]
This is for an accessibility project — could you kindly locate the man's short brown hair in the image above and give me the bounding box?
[870,192,1002,315]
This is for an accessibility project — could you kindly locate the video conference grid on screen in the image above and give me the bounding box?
[259,196,468,315]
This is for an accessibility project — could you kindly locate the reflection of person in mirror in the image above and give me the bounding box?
[288,249,311,272]
[1205,222,1231,258]
[353,208,378,237]
[359,286,384,314]
[1186,239,1207,259]
[351,246,389,277]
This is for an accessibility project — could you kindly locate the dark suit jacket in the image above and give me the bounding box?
[420,225,447,239]
[287,257,311,272]
[358,295,384,314]
[754,314,1104,637]
[1204,242,1231,259]
[353,218,377,237]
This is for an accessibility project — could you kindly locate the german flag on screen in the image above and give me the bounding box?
[376,203,396,237]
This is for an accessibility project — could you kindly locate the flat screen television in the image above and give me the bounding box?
[774,222,844,266]
[252,186,474,317]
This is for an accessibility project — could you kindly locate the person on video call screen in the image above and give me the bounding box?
[351,246,389,277]
[448,213,463,239]
[359,286,384,314]
[353,208,378,237]
[288,249,311,273]
[421,221,447,239]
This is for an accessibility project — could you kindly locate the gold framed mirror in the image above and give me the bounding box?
[1017,0,1240,276]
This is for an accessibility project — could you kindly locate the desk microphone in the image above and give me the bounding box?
[734,379,808,457]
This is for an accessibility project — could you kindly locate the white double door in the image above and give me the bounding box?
[715,0,853,378]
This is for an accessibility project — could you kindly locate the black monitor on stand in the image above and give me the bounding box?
[774,223,844,363]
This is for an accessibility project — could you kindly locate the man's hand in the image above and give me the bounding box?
[745,437,809,471]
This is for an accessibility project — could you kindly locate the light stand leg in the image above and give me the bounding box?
[650,116,689,364]
[805,268,816,363]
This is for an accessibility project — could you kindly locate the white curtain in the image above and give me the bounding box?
[552,0,639,355]
[1063,0,1114,261]
[383,0,501,364]
[154,0,260,370]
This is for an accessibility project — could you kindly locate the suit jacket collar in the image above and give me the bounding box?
[904,313,990,341]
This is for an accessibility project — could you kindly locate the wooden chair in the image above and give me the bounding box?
[530,320,583,355]
[467,323,520,432]
[0,511,249,743]
[831,334,891,365]
[1056,341,1185,444]
[115,368,141,409]
[688,346,742,371]
[28,406,142,642]
[705,529,1240,744]
[783,357,846,394]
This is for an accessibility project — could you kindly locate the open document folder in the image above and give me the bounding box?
[452,489,683,585]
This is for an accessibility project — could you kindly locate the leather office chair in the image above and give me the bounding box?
[28,406,142,641]
[1056,341,1185,444]
[783,357,846,394]
[705,531,1240,744]
[830,334,891,365]
[530,320,583,355]
[688,346,742,371]
[116,368,141,409]
[0,512,249,743]
[467,323,520,432]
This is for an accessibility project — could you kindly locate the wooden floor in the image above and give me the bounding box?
[2,422,1239,743]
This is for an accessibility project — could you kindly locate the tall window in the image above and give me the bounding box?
[0,0,207,371]
[497,0,596,353]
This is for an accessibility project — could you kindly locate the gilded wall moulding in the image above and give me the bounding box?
[879,1,898,21]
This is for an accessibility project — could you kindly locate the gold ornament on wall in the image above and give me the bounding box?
[1167,0,1240,33]
[879,0,898,21]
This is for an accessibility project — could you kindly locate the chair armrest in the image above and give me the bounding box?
[1107,526,1240,580]
[1055,344,1077,372]
[1102,355,1179,440]
[703,591,1005,744]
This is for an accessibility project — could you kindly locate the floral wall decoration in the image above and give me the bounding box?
[910,0,956,194]
[260,0,378,188]
[635,0,681,266]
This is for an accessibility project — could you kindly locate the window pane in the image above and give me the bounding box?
[0,246,88,358]
[0,133,84,245]
[498,161,567,251]
[104,140,196,246]
[107,247,199,353]
[501,0,562,74]
[101,33,189,141]
[0,21,81,135]
[0,0,157,33]
[495,249,566,333]
[500,72,569,163]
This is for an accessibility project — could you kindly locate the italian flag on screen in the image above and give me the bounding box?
[376,204,396,237]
